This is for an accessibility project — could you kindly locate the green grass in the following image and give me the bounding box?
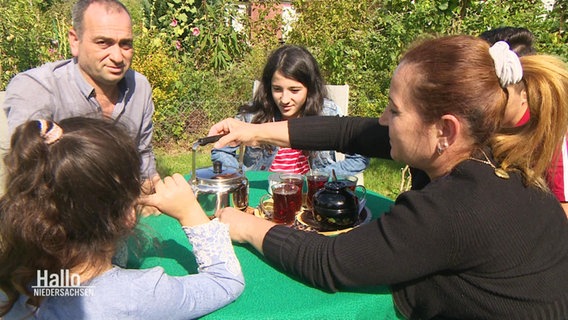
[155,149,210,178]
[364,158,408,200]
[155,149,407,201]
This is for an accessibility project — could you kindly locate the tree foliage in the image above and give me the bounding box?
[0,0,71,88]
[1,0,566,145]
[287,0,567,117]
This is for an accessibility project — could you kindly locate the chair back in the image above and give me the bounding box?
[325,84,349,116]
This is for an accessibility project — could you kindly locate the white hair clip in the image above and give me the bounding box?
[488,41,523,88]
[38,119,63,145]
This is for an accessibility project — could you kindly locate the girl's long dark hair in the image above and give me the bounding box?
[240,44,328,123]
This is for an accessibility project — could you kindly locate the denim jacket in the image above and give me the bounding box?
[210,99,370,176]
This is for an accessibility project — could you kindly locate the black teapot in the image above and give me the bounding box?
[312,181,360,231]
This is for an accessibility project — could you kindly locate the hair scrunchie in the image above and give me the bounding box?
[488,41,523,88]
[38,119,63,145]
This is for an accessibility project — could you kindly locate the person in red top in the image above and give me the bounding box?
[268,147,310,174]
[480,27,535,127]
[211,45,369,177]
[480,26,568,216]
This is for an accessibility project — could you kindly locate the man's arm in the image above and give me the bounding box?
[138,94,157,179]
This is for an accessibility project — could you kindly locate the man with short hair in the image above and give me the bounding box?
[3,0,158,182]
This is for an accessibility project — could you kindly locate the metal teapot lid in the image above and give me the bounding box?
[191,134,245,188]
[194,161,245,188]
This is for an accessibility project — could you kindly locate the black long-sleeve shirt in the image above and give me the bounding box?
[288,116,432,189]
[262,116,568,319]
[288,116,391,158]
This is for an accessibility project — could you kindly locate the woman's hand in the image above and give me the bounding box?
[208,118,291,149]
[139,173,210,227]
[209,118,259,148]
[216,207,276,254]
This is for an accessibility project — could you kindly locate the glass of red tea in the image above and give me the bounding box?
[305,170,329,210]
[259,182,301,225]
[279,173,304,211]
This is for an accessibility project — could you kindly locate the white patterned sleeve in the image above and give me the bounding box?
[183,219,243,278]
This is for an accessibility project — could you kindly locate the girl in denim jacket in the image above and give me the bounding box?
[211,45,369,176]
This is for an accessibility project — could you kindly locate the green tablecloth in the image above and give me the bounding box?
[127,171,403,319]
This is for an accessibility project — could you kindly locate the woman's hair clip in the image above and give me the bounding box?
[488,41,523,88]
[38,119,63,145]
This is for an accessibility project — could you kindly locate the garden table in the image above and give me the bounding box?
[128,171,403,319]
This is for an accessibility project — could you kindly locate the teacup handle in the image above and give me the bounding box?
[258,194,273,219]
[355,185,367,208]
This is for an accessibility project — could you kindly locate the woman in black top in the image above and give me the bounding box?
[210,35,568,319]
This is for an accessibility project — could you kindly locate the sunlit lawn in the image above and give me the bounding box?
[155,149,407,201]
[364,158,407,200]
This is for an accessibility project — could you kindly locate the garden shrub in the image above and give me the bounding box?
[1,0,565,148]
[287,0,567,117]
[0,0,71,89]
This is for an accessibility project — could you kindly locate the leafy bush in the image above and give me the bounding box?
[287,0,567,117]
[0,0,71,89]
[131,0,285,147]
[131,34,184,144]
[1,0,566,148]
[141,0,250,71]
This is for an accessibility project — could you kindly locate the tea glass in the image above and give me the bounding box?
[336,175,358,191]
[259,183,301,225]
[336,175,367,207]
[267,173,282,195]
[279,173,304,190]
[305,170,329,210]
[279,173,304,210]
